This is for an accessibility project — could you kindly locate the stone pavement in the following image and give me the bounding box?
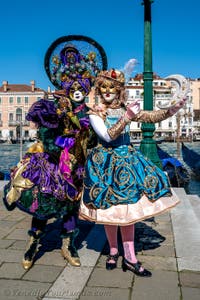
[0,181,200,300]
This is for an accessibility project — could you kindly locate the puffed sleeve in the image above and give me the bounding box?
[89,115,112,142]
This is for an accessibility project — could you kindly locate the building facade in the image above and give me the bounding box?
[0,75,199,143]
[126,73,194,142]
[189,78,200,139]
[0,81,45,142]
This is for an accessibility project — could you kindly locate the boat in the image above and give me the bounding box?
[181,143,200,176]
[0,171,4,180]
[156,145,190,187]
[0,170,10,180]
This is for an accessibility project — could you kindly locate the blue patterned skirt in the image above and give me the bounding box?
[83,144,172,209]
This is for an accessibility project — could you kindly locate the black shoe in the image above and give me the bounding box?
[106,252,119,270]
[122,257,152,277]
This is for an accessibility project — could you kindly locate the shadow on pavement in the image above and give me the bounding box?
[34,219,94,262]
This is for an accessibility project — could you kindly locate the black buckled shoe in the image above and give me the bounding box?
[106,252,119,270]
[122,257,152,277]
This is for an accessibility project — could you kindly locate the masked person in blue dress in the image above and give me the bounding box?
[79,68,186,277]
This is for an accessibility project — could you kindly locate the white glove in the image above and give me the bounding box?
[168,98,187,116]
[125,100,141,121]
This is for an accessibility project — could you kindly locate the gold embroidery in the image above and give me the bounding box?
[132,109,171,123]
[107,117,127,140]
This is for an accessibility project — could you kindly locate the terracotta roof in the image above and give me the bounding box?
[130,73,162,80]
[0,84,45,93]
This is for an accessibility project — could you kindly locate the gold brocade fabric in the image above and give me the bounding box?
[27,141,44,153]
[131,109,171,123]
[107,117,127,140]
[86,104,107,121]
[6,159,34,205]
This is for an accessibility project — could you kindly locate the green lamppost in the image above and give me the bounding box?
[140,0,162,168]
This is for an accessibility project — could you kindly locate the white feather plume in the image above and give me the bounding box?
[123,58,138,79]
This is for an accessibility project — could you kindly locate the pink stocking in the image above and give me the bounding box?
[120,224,137,264]
[104,225,118,259]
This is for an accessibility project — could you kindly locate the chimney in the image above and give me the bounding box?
[2,80,8,92]
[30,80,35,92]
[47,86,51,93]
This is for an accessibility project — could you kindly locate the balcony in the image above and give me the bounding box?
[8,120,30,126]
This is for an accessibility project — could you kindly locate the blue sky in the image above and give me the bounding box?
[0,0,199,90]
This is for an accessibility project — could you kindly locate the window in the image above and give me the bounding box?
[136,90,140,96]
[168,121,172,128]
[9,97,13,104]
[9,113,13,121]
[24,130,29,137]
[0,97,1,104]
[16,108,22,121]
[17,97,21,104]
[9,131,14,137]
[0,113,1,120]
[25,96,29,104]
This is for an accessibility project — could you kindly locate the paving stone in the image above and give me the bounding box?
[159,234,174,245]
[153,224,173,236]
[0,279,51,300]
[34,250,66,267]
[44,266,93,300]
[179,271,200,288]
[131,270,180,300]
[182,287,200,300]
[0,211,12,220]
[43,298,74,300]
[15,219,31,229]
[142,244,175,257]
[6,228,27,240]
[154,212,171,222]
[0,239,14,249]
[177,256,200,272]
[78,224,106,267]
[0,262,26,279]
[137,254,177,271]
[80,287,130,300]
[9,240,26,250]
[0,249,24,263]
[0,220,18,230]
[0,229,8,239]
[22,265,63,283]
[3,214,26,222]
[87,268,133,288]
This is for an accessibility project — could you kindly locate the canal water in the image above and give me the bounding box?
[0,141,200,196]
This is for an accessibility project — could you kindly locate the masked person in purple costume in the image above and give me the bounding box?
[3,38,107,270]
